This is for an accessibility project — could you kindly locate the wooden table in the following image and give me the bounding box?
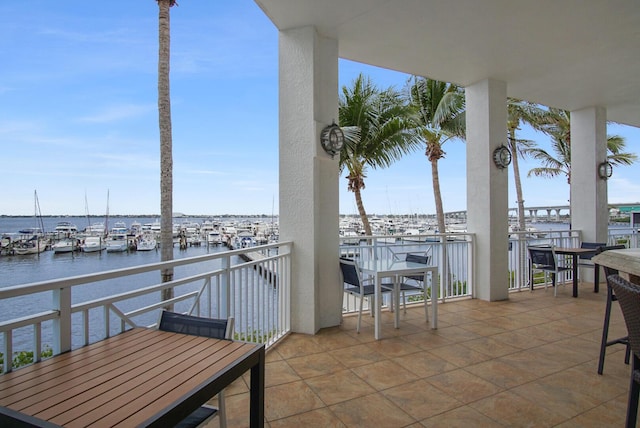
[0,328,265,427]
[359,259,438,339]
[592,247,640,285]
[554,247,599,297]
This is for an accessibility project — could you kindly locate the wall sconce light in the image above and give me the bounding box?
[598,161,613,180]
[492,144,512,169]
[320,121,344,158]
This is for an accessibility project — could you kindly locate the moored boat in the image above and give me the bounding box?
[52,237,80,254]
[13,236,48,255]
[81,236,106,253]
[136,233,157,251]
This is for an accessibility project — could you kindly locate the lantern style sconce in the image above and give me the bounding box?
[598,161,613,180]
[320,121,345,158]
[492,144,512,169]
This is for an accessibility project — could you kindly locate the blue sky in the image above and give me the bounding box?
[1,1,638,216]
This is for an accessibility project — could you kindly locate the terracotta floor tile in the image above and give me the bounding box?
[351,359,417,390]
[382,379,462,420]
[304,369,376,406]
[328,343,386,368]
[329,393,415,427]
[470,390,566,427]
[427,343,492,368]
[365,336,422,358]
[268,408,346,428]
[264,380,325,421]
[264,360,301,387]
[392,350,458,379]
[420,405,504,427]
[426,369,504,404]
[286,352,346,379]
[461,336,521,358]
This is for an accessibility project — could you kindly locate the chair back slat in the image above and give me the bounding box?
[340,257,361,287]
[608,275,640,356]
[159,311,232,340]
[528,247,556,268]
[406,254,429,265]
[405,254,429,281]
[579,241,607,260]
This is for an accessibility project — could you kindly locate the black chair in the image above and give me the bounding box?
[607,275,640,427]
[597,246,631,375]
[577,241,607,277]
[382,253,431,322]
[340,257,391,333]
[158,310,234,428]
[528,246,571,296]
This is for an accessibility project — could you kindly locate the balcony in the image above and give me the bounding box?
[222,285,630,427]
[1,231,637,426]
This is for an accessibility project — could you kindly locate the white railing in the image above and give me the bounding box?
[0,241,292,373]
[339,233,475,314]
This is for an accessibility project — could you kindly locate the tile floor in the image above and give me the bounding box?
[209,281,633,427]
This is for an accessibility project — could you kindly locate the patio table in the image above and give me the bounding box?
[593,247,640,285]
[359,259,438,340]
[554,247,599,297]
[0,327,265,427]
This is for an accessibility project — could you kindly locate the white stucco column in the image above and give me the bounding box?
[570,107,608,245]
[279,26,342,334]
[466,79,509,301]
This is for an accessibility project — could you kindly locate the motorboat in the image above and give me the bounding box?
[81,236,106,253]
[106,233,128,252]
[136,233,157,251]
[54,222,78,237]
[52,238,79,254]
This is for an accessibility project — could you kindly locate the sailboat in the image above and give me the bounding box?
[13,190,48,255]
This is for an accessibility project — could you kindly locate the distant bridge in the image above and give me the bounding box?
[443,202,640,223]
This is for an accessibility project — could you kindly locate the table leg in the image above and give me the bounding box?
[594,263,600,293]
[431,270,438,329]
[250,348,265,428]
[394,275,400,329]
[375,274,381,340]
[572,254,578,298]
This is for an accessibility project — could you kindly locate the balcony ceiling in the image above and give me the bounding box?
[255,0,640,128]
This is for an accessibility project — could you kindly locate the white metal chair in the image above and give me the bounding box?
[382,253,430,322]
[339,257,391,333]
[158,310,234,428]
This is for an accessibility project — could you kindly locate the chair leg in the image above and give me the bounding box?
[627,355,640,428]
[357,295,363,333]
[598,287,614,374]
[423,288,429,323]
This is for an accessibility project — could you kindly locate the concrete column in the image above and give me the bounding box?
[466,79,509,301]
[278,26,342,334]
[570,107,608,243]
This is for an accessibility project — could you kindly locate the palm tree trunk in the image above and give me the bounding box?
[158,0,174,307]
[431,158,446,234]
[355,187,372,236]
[508,134,526,230]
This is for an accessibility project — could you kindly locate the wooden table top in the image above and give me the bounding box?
[0,328,263,427]
[593,247,640,278]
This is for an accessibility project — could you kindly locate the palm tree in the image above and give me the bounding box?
[406,76,465,235]
[507,99,544,231]
[338,74,419,236]
[157,0,176,304]
[526,108,637,183]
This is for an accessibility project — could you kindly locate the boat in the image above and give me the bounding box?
[80,236,106,253]
[105,222,129,252]
[13,236,47,255]
[136,233,157,251]
[52,237,80,253]
[54,222,78,237]
[106,232,128,252]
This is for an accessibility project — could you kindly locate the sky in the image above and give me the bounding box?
[1,1,639,217]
